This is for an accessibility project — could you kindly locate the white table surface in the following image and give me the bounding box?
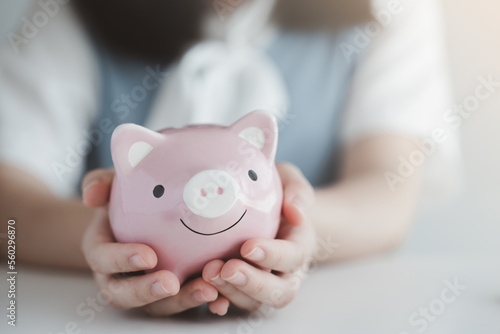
[2,190,500,334]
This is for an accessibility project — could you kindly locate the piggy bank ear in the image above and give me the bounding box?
[111,124,163,176]
[230,110,279,162]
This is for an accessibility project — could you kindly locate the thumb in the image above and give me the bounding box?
[82,168,115,208]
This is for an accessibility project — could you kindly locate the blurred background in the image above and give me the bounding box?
[2,0,497,253]
[405,0,500,255]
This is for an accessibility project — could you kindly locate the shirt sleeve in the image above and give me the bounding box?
[341,0,463,201]
[0,4,100,198]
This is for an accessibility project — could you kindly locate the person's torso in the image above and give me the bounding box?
[84,29,358,188]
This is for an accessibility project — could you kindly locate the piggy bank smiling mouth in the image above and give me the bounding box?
[179,210,247,236]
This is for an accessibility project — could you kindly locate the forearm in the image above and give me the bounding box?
[0,165,94,269]
[310,135,424,262]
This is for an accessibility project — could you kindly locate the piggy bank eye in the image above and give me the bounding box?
[153,185,165,198]
[248,170,258,181]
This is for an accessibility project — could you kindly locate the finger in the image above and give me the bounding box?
[241,232,314,273]
[94,270,180,309]
[82,168,115,208]
[276,163,315,226]
[86,242,157,275]
[82,209,157,274]
[208,296,230,316]
[203,260,261,312]
[144,278,218,316]
[220,259,297,309]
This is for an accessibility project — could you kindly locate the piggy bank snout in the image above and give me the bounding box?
[183,170,239,219]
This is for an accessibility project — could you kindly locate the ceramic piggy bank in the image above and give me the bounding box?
[109,111,283,283]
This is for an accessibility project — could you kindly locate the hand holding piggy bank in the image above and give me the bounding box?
[109,111,283,284]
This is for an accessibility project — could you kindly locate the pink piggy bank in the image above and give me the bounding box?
[109,111,283,283]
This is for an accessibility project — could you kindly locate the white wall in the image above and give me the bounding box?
[444,0,500,211]
[407,0,500,255]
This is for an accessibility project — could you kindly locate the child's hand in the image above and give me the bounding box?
[81,169,219,316]
[202,163,316,315]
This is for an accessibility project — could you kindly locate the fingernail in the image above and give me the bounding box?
[210,274,227,287]
[223,271,247,286]
[82,178,100,194]
[151,281,170,297]
[244,247,265,262]
[292,197,306,215]
[193,289,209,302]
[129,254,148,269]
[214,307,228,316]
